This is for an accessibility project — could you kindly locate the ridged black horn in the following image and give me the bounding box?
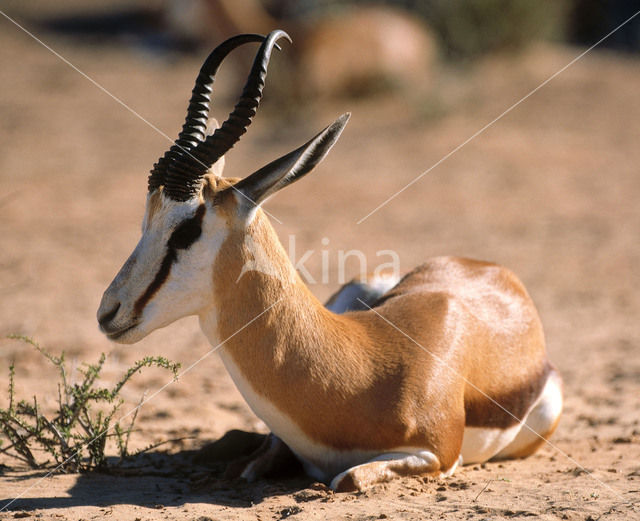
[148,33,265,194]
[164,29,291,201]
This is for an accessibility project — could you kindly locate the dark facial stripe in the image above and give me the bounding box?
[134,204,205,316]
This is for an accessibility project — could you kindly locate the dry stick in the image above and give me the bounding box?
[123,392,147,456]
[473,480,493,502]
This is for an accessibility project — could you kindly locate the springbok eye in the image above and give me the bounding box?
[168,217,202,251]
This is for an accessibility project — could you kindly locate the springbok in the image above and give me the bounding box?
[98,30,563,491]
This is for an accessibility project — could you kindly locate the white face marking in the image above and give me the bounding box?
[98,193,228,344]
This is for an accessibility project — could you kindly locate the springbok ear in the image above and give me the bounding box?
[234,113,350,210]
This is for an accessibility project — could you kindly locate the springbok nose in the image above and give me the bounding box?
[98,302,120,327]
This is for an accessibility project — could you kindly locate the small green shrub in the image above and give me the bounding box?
[0,335,180,472]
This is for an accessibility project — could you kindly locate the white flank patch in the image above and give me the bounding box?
[461,370,563,464]
[460,424,522,465]
[494,369,563,459]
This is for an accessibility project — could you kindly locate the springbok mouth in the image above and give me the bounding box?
[104,322,139,341]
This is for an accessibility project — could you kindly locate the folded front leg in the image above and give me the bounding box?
[225,432,299,481]
[330,451,458,492]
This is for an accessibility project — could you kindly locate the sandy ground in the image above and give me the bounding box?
[1,7,640,521]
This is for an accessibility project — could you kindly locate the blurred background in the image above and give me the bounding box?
[1,1,639,517]
[4,0,640,101]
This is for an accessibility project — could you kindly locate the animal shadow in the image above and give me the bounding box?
[1,430,322,512]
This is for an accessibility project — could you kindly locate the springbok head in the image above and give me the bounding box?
[97,30,349,343]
